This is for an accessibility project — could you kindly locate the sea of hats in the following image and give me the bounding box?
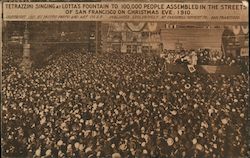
[2,48,248,158]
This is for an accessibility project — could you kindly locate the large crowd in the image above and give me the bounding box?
[2,47,249,158]
[2,47,22,77]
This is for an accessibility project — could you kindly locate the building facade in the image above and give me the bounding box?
[101,22,163,54]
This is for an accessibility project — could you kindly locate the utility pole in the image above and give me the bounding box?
[20,22,32,73]
[95,21,98,54]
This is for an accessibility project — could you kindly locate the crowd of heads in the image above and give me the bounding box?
[2,47,249,158]
[162,49,247,66]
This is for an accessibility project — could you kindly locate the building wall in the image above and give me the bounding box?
[161,28,224,50]
[101,22,163,53]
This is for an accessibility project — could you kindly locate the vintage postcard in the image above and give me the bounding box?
[1,0,249,158]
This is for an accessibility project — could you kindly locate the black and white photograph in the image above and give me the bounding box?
[1,0,249,158]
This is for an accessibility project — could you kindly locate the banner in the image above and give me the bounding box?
[127,22,146,32]
[232,25,241,35]
[3,2,248,22]
[241,25,249,34]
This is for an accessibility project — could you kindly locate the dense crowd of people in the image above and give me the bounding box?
[2,46,23,78]
[161,49,247,66]
[2,47,249,158]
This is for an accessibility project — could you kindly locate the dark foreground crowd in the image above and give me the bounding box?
[2,48,249,158]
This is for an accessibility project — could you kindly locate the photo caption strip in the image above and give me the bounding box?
[3,2,249,22]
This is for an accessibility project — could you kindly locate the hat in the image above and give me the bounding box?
[192,138,197,145]
[218,129,223,134]
[40,135,45,139]
[44,108,49,113]
[67,144,72,151]
[92,131,97,137]
[57,140,63,146]
[85,147,92,153]
[199,133,204,138]
[178,130,183,136]
[89,120,93,126]
[141,142,146,147]
[61,122,66,128]
[213,144,217,149]
[93,103,98,109]
[98,103,104,108]
[79,144,84,151]
[74,142,80,149]
[171,110,177,115]
[133,101,138,106]
[35,148,41,157]
[119,144,127,151]
[77,117,83,122]
[58,150,64,157]
[167,138,174,146]
[97,151,101,157]
[233,99,238,103]
[221,118,228,125]
[112,153,121,158]
[95,95,101,100]
[196,144,203,151]
[208,109,213,116]
[114,109,119,115]
[152,103,158,107]
[184,83,191,89]
[162,97,167,103]
[70,136,75,140]
[201,121,208,128]
[108,111,111,116]
[240,113,244,118]
[143,149,148,154]
[175,137,179,142]
[194,104,199,109]
[136,110,141,115]
[131,148,137,156]
[45,149,51,156]
[40,117,46,125]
